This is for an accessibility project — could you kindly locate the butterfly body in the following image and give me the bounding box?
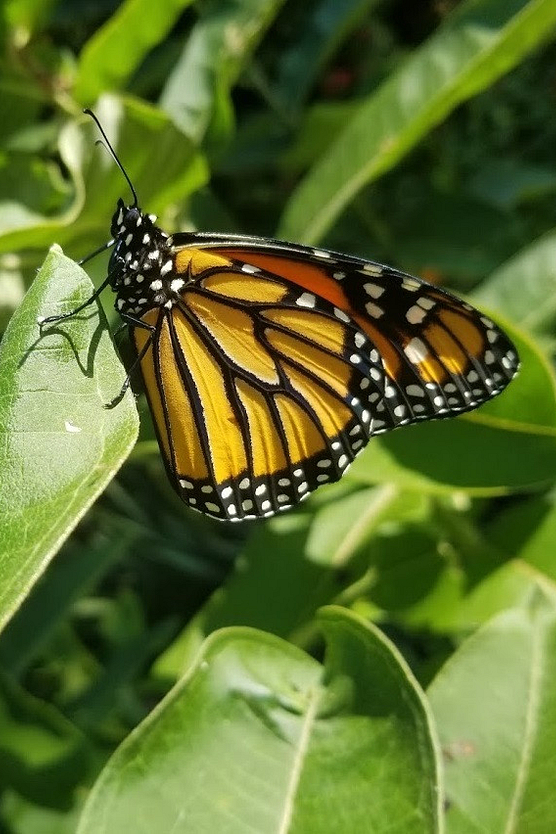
[105,198,519,523]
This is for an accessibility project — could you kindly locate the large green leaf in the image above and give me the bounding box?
[0,247,139,633]
[473,229,556,335]
[279,0,556,242]
[78,608,441,834]
[74,0,196,103]
[429,593,556,833]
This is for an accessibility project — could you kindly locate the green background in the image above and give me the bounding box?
[1,0,556,831]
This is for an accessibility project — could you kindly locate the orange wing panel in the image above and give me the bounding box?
[172,308,248,484]
[235,379,288,476]
[265,328,350,398]
[175,247,233,276]
[283,362,351,436]
[274,394,326,463]
[262,308,346,354]
[437,308,485,359]
[184,292,279,384]
[157,317,209,480]
[212,248,349,311]
[134,311,171,462]
[201,272,288,303]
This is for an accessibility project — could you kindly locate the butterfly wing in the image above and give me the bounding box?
[188,234,519,418]
[132,236,519,522]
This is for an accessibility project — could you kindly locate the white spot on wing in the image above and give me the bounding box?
[365,302,384,318]
[334,307,350,322]
[406,305,426,324]
[363,282,385,298]
[404,337,428,363]
[361,263,383,276]
[406,384,424,397]
[296,292,316,308]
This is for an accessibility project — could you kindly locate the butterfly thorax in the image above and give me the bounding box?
[108,198,185,319]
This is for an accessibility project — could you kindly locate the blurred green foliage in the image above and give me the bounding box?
[1,0,556,831]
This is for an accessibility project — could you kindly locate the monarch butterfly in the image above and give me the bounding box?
[40,111,519,522]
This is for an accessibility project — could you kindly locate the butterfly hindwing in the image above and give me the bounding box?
[133,247,400,520]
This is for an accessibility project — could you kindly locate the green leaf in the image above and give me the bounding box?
[0,247,139,633]
[160,0,287,142]
[304,484,428,567]
[473,230,556,334]
[485,490,556,581]
[74,0,195,103]
[154,515,341,678]
[4,0,59,39]
[279,0,556,242]
[153,488,431,680]
[428,593,556,833]
[364,502,536,634]
[0,119,86,253]
[78,608,441,834]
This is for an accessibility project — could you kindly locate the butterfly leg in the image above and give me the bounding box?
[37,274,113,328]
[77,239,115,266]
[104,315,156,409]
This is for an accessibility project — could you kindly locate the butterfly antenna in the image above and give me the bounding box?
[83,108,139,208]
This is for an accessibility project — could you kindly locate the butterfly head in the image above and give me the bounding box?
[109,197,159,254]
